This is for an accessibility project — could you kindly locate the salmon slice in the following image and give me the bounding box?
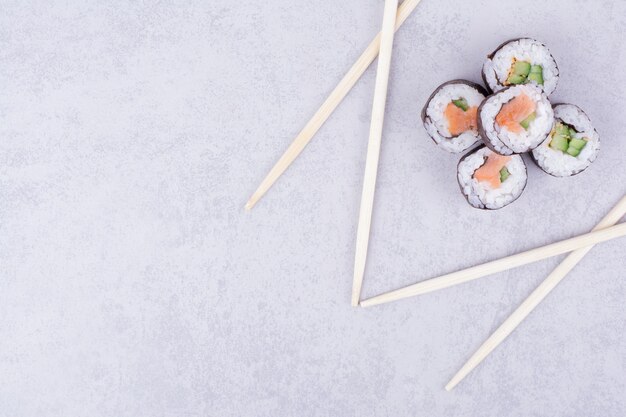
[474,152,511,188]
[495,93,536,134]
[445,103,478,136]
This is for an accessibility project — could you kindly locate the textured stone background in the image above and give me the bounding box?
[1,0,625,416]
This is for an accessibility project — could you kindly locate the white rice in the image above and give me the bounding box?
[458,147,527,209]
[423,82,485,153]
[483,38,559,96]
[532,104,600,176]
[480,84,554,154]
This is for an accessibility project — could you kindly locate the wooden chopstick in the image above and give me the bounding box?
[445,195,626,391]
[245,0,423,210]
[360,220,626,307]
[351,0,399,307]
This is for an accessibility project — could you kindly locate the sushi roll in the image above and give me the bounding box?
[457,146,527,210]
[482,38,559,96]
[532,104,600,177]
[478,84,554,155]
[422,80,487,153]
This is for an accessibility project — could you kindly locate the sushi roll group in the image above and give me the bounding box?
[478,84,554,155]
[421,38,599,210]
[532,104,600,177]
[457,147,527,210]
[482,38,559,96]
[422,80,487,153]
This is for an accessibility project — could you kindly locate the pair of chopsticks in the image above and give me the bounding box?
[361,195,626,389]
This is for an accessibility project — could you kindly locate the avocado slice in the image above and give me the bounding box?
[566,137,587,156]
[514,61,531,77]
[555,122,571,137]
[566,146,582,157]
[549,122,588,155]
[527,65,544,85]
[519,112,537,130]
[506,61,531,84]
[499,166,510,183]
[569,138,588,151]
[452,98,469,111]
[549,133,569,152]
[507,74,526,85]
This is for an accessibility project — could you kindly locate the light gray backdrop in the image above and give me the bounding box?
[1,0,625,416]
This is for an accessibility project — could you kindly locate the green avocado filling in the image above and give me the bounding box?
[527,65,544,85]
[519,112,536,130]
[506,60,544,86]
[567,138,588,156]
[507,61,531,84]
[549,122,588,157]
[499,166,510,183]
[452,98,469,111]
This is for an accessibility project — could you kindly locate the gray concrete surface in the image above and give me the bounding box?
[1,0,625,416]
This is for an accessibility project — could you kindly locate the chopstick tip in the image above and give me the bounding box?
[445,377,460,391]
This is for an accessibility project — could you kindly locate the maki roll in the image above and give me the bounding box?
[422,80,487,153]
[482,38,559,96]
[478,84,554,155]
[532,104,600,176]
[457,146,527,210]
